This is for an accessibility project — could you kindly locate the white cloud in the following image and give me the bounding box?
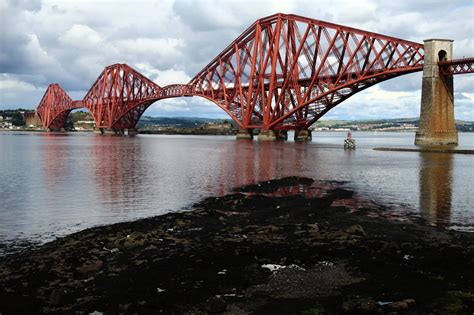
[0,74,43,107]
[155,69,190,86]
[455,76,474,93]
[454,39,474,59]
[149,99,191,113]
[455,93,474,120]
[134,63,190,86]
[59,24,103,47]
[114,37,185,68]
[0,76,36,91]
[144,96,228,118]
[324,85,422,120]
[25,34,57,68]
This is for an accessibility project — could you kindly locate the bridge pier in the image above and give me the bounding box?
[94,128,138,136]
[257,129,287,141]
[294,130,312,142]
[98,128,119,135]
[124,128,138,136]
[46,128,65,132]
[236,128,253,140]
[415,39,458,146]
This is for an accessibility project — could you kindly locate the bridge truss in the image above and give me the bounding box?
[37,13,431,131]
[439,58,474,76]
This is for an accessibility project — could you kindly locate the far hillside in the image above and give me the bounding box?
[313,118,474,132]
[1,110,473,132]
[137,116,236,128]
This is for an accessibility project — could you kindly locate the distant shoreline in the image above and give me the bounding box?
[374,147,474,154]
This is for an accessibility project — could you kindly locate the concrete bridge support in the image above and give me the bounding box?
[46,128,66,132]
[415,39,458,146]
[294,130,312,142]
[94,128,138,136]
[124,129,138,136]
[257,129,288,141]
[95,128,119,135]
[236,128,253,140]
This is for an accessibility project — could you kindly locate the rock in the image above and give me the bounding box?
[386,301,408,312]
[174,220,189,227]
[327,188,354,199]
[135,260,148,266]
[345,225,366,236]
[307,223,320,233]
[123,236,145,247]
[223,305,248,314]
[342,298,377,313]
[359,299,377,312]
[403,298,416,307]
[48,288,64,305]
[202,296,227,313]
[77,259,103,274]
[342,300,357,312]
[328,230,350,240]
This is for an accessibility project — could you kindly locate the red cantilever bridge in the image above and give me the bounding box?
[36,13,473,142]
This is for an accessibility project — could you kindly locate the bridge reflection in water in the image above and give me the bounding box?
[38,134,462,231]
[419,153,453,227]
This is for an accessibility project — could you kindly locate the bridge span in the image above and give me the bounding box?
[36,13,473,145]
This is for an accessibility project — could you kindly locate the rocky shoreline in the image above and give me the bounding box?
[1,177,473,314]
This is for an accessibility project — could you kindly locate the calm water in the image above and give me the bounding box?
[1,131,473,248]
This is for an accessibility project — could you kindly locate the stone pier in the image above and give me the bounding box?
[236,128,253,140]
[415,39,458,146]
[124,128,138,136]
[294,129,312,142]
[94,128,138,136]
[257,129,287,141]
[97,128,119,135]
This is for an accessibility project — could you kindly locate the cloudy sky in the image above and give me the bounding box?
[1,0,473,120]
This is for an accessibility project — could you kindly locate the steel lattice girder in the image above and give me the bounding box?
[439,58,474,76]
[189,13,425,130]
[82,63,162,129]
[37,84,76,129]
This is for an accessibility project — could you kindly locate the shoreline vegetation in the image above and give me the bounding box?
[0,177,473,314]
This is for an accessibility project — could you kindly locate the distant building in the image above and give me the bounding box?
[204,122,233,130]
[0,121,13,129]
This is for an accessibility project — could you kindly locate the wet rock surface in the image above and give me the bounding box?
[0,177,473,314]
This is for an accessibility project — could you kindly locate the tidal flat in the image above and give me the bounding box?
[0,177,473,314]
